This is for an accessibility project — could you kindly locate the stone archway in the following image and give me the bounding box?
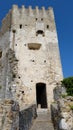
[36,83,47,108]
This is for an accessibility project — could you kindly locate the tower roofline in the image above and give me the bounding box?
[12,4,53,10]
[0,5,54,36]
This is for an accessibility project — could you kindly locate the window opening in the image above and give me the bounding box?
[31,60,35,62]
[12,30,16,50]
[12,30,16,33]
[12,74,16,78]
[47,25,49,29]
[22,91,24,94]
[0,51,2,58]
[31,80,33,82]
[20,24,22,29]
[28,43,41,50]
[36,30,45,36]
[44,60,46,63]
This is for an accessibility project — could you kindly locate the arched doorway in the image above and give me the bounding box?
[36,83,47,108]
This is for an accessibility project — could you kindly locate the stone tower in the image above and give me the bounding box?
[0,5,63,110]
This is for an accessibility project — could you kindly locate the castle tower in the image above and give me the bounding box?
[0,5,63,109]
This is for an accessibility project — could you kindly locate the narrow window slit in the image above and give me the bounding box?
[47,25,49,29]
[20,24,22,29]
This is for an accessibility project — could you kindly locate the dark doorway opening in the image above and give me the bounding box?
[36,83,47,108]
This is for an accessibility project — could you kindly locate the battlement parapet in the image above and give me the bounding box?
[12,5,54,16]
[13,5,54,19]
[0,5,55,36]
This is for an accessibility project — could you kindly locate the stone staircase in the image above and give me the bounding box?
[30,109,54,130]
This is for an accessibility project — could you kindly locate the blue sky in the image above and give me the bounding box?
[0,0,73,78]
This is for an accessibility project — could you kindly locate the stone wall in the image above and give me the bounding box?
[51,97,73,130]
[0,32,10,99]
[0,99,37,130]
[5,49,18,99]
[19,104,37,130]
[0,99,19,130]
[53,83,66,101]
[0,10,11,36]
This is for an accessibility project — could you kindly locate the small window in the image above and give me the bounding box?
[36,18,38,21]
[12,30,16,33]
[12,74,16,78]
[28,43,41,50]
[31,60,35,62]
[36,30,45,36]
[41,18,43,21]
[0,51,2,58]
[22,91,24,94]
[44,60,46,63]
[20,24,22,29]
[25,25,27,26]
[47,25,49,29]
[31,80,33,82]
[36,30,43,34]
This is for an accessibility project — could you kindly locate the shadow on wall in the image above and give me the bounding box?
[19,104,37,130]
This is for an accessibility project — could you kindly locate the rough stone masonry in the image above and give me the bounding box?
[0,5,63,110]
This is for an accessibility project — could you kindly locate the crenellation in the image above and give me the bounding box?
[48,7,54,19]
[12,5,20,28]
[0,5,56,36]
[20,5,25,18]
[12,4,19,10]
[28,6,34,16]
[42,7,47,18]
[35,6,39,17]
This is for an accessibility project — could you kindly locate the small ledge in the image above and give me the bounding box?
[28,43,41,50]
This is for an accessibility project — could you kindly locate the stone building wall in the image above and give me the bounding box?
[51,96,73,130]
[0,32,10,99]
[0,5,63,110]
[0,99,19,130]
[0,99,36,130]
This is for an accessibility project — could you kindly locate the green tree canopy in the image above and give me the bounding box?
[61,77,73,96]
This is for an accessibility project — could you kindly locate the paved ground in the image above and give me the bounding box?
[30,109,54,130]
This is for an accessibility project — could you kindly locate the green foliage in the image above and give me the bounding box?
[61,94,67,98]
[69,105,73,110]
[61,77,73,96]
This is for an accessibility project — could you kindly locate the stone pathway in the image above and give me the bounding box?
[30,109,54,130]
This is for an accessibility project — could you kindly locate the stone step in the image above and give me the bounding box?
[30,121,54,130]
[30,109,54,130]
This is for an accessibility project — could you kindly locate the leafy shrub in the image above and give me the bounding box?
[69,105,73,110]
[61,94,67,98]
[61,77,73,96]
